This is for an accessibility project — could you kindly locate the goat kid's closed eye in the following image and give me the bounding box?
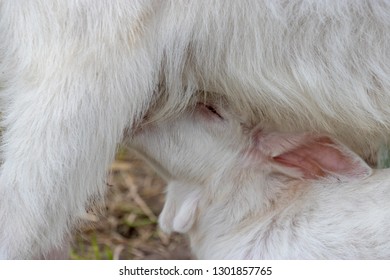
[196,102,224,120]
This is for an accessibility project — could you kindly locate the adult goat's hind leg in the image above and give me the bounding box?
[0,68,156,259]
[0,60,157,259]
[0,3,158,259]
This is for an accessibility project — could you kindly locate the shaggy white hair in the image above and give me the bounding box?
[0,0,389,258]
[132,101,390,259]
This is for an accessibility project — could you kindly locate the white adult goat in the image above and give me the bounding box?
[0,1,389,258]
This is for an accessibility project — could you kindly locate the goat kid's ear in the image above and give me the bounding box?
[158,181,201,234]
[158,187,176,234]
[253,130,372,181]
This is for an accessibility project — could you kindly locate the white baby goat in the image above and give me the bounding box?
[0,0,390,258]
[132,101,390,259]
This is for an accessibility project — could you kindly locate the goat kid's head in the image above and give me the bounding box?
[132,99,372,234]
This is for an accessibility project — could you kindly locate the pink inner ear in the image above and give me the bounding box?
[272,136,369,180]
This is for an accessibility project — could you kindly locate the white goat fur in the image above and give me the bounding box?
[132,102,390,259]
[0,0,389,258]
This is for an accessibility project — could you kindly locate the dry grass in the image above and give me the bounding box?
[70,147,192,260]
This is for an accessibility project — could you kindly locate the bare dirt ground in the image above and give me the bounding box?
[70,148,192,260]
